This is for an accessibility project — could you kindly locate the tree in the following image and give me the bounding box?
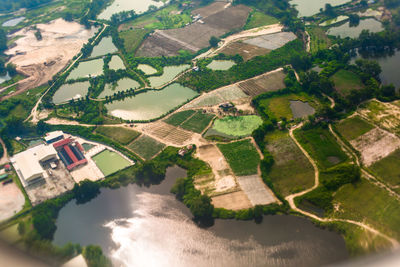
[324,4,336,17]
[348,14,360,27]
[83,245,111,267]
[73,180,100,204]
[209,36,220,48]
[63,12,73,22]
[0,28,7,52]
[6,63,17,76]
[188,194,214,222]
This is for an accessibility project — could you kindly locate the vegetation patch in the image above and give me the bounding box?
[335,116,375,141]
[331,69,364,95]
[128,135,165,160]
[211,115,263,138]
[180,111,215,134]
[218,139,260,176]
[294,126,348,169]
[244,11,279,30]
[308,26,332,53]
[265,130,314,196]
[95,126,141,145]
[119,29,150,54]
[369,149,400,187]
[164,110,196,127]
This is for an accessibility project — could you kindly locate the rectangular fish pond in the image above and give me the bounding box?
[97,78,140,99]
[148,65,190,88]
[106,83,198,121]
[90,37,118,58]
[92,149,132,177]
[67,58,104,80]
[52,81,90,104]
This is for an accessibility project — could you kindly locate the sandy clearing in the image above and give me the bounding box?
[350,128,400,166]
[211,191,252,210]
[5,18,97,93]
[0,183,25,222]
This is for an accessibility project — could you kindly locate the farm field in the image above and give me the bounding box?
[331,69,364,95]
[95,126,141,145]
[244,11,279,30]
[369,149,400,187]
[128,135,165,160]
[238,69,286,97]
[244,32,297,50]
[119,29,150,54]
[144,122,194,146]
[294,126,348,169]
[265,130,314,196]
[218,139,260,176]
[335,116,375,141]
[358,100,400,134]
[218,41,270,61]
[332,179,400,240]
[210,115,262,138]
[164,110,196,127]
[258,93,316,120]
[136,3,251,57]
[308,27,332,53]
[180,111,215,134]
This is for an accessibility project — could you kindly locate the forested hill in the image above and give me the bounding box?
[0,0,52,12]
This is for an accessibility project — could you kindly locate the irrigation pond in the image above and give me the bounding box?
[327,18,383,39]
[98,0,165,20]
[98,78,140,99]
[148,65,190,88]
[92,149,131,177]
[90,37,118,58]
[138,64,157,75]
[206,60,236,71]
[109,55,125,70]
[67,59,104,80]
[53,166,348,266]
[105,83,198,121]
[291,0,351,17]
[52,81,90,104]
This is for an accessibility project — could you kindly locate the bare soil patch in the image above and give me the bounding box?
[238,69,286,97]
[0,182,25,221]
[5,18,97,94]
[350,128,400,166]
[236,174,278,205]
[136,4,250,57]
[359,100,400,134]
[218,41,270,61]
[211,191,252,210]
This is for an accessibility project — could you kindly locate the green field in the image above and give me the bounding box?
[244,11,279,30]
[128,135,165,160]
[119,29,150,54]
[331,69,364,95]
[180,111,215,134]
[332,179,400,239]
[218,139,260,176]
[308,27,332,53]
[294,126,348,169]
[164,110,196,127]
[335,116,375,141]
[211,115,263,137]
[265,130,315,196]
[258,93,314,120]
[369,149,400,187]
[96,126,141,145]
[92,149,131,177]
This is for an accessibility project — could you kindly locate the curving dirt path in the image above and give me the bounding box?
[286,123,399,248]
[0,137,9,165]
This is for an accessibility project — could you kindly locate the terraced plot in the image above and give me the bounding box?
[164,110,196,126]
[128,135,165,160]
[180,111,215,134]
[238,69,286,97]
[144,122,194,146]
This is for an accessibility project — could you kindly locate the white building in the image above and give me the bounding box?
[45,130,64,144]
[11,144,58,186]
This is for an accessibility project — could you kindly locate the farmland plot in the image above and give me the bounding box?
[180,111,215,134]
[144,122,194,146]
[244,32,297,50]
[128,135,165,160]
[335,116,375,141]
[238,69,286,97]
[218,41,270,61]
[358,100,400,134]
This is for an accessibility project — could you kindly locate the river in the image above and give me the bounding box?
[53,166,348,266]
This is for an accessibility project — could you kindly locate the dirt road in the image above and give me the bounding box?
[0,137,9,165]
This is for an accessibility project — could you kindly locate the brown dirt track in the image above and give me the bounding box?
[136,4,251,57]
[218,41,270,61]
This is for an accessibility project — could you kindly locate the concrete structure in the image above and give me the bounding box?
[53,138,87,171]
[45,130,64,144]
[11,144,58,186]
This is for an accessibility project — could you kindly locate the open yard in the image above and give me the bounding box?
[96,126,141,145]
[180,111,215,134]
[218,139,260,176]
[335,116,375,141]
[265,130,314,196]
[369,149,400,187]
[331,69,364,95]
[128,135,165,160]
[238,69,286,97]
[218,41,270,61]
[294,126,348,169]
[332,179,400,240]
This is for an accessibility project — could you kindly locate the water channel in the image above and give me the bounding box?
[98,0,165,20]
[53,166,348,266]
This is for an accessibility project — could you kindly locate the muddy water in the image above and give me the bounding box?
[327,18,383,39]
[207,60,236,71]
[148,65,190,88]
[291,0,350,17]
[52,81,90,104]
[67,58,104,80]
[53,166,348,267]
[98,78,140,99]
[105,83,198,120]
[108,55,125,70]
[290,100,315,119]
[98,0,165,20]
[90,37,118,58]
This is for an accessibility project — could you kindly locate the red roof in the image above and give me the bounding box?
[53,138,72,148]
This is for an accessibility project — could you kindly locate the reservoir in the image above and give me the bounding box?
[105,83,198,121]
[53,166,348,266]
